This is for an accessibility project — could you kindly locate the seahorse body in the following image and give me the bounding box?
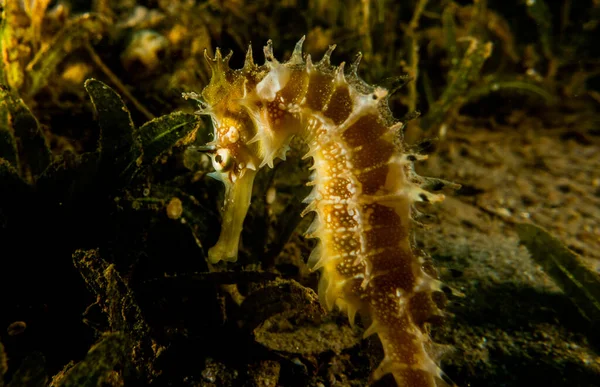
[186,37,450,387]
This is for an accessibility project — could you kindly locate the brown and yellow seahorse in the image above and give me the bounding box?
[184,37,453,387]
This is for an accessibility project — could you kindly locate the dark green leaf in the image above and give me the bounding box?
[8,95,51,181]
[6,352,47,387]
[517,223,600,325]
[26,14,106,98]
[54,333,127,387]
[0,85,51,180]
[464,78,555,105]
[0,340,6,387]
[73,249,149,335]
[0,158,29,200]
[73,249,155,377]
[442,6,459,73]
[36,151,99,203]
[138,111,201,165]
[0,95,18,169]
[420,39,492,131]
[524,0,554,59]
[85,78,142,185]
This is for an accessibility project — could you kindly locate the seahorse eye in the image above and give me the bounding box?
[212,148,234,171]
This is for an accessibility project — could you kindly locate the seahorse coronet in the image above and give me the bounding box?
[191,37,453,387]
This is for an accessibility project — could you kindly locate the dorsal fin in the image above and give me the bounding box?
[263,39,278,65]
[243,44,254,71]
[318,44,337,67]
[335,62,346,84]
[223,50,233,65]
[289,35,305,65]
[349,52,363,77]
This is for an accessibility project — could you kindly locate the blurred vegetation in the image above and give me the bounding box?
[0,0,598,386]
[517,223,600,337]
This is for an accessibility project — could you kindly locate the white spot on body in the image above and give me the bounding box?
[256,65,291,101]
[226,126,240,143]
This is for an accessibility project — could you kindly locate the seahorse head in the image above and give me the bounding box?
[182,48,263,264]
[187,39,310,264]
[199,48,262,186]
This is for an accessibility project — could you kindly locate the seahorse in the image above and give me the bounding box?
[184,37,452,387]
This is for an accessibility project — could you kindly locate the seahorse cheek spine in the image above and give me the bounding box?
[188,37,451,387]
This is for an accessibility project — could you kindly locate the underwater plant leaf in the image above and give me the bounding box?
[137,111,201,165]
[142,271,279,288]
[0,2,27,90]
[6,352,47,387]
[85,78,142,185]
[463,78,556,105]
[1,91,51,182]
[72,249,109,300]
[0,96,18,168]
[26,14,106,98]
[442,5,459,73]
[524,0,553,59]
[72,249,155,378]
[10,98,51,180]
[0,340,6,386]
[35,151,100,203]
[0,158,28,200]
[73,249,150,336]
[27,0,53,52]
[54,333,126,387]
[420,39,492,130]
[517,223,600,325]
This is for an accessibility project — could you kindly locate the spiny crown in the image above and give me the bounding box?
[199,36,409,110]
[200,48,237,108]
